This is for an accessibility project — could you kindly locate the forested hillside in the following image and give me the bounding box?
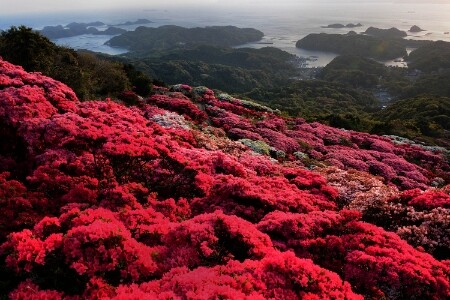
[0,26,152,100]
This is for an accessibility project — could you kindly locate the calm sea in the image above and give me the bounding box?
[1,3,450,67]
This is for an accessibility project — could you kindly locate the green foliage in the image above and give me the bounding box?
[107,25,264,52]
[0,26,57,72]
[239,139,271,155]
[321,69,379,89]
[76,52,131,99]
[134,60,274,93]
[250,52,449,146]
[319,55,410,98]
[243,80,380,132]
[376,96,450,129]
[403,70,450,98]
[373,96,450,146]
[320,55,387,88]
[407,41,450,72]
[123,64,153,97]
[121,46,297,93]
[245,80,379,114]
[152,45,296,75]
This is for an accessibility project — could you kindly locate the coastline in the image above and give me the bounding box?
[1,3,449,67]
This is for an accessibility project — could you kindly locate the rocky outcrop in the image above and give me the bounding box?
[409,25,425,32]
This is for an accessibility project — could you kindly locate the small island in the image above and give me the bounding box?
[322,23,363,29]
[409,25,425,32]
[364,27,407,39]
[113,19,153,26]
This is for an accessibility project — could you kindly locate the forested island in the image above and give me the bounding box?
[296,32,407,60]
[295,27,433,60]
[106,25,264,52]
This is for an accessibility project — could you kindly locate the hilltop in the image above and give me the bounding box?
[0,58,449,299]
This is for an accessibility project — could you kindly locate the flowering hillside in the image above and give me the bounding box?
[0,58,449,299]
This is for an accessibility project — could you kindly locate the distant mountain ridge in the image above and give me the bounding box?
[321,23,363,28]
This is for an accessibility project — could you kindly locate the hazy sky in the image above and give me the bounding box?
[2,0,449,15]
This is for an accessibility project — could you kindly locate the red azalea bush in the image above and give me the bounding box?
[0,59,78,127]
[115,251,363,300]
[360,188,450,259]
[9,280,64,300]
[399,189,450,210]
[258,210,450,299]
[192,173,336,222]
[1,58,449,299]
[255,127,301,153]
[289,122,448,190]
[206,105,254,131]
[145,94,207,123]
[0,172,45,241]
[156,211,273,272]
[1,208,159,283]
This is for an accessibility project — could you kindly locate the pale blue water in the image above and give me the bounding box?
[1,3,450,67]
